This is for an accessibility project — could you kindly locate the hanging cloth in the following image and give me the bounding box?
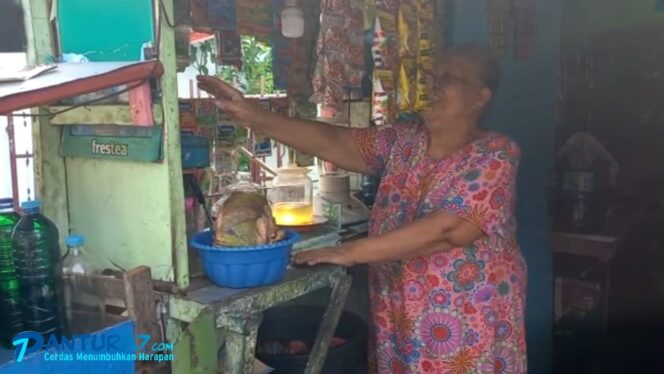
[311,0,365,119]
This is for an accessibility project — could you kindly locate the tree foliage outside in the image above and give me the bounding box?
[191,35,277,95]
[218,36,276,95]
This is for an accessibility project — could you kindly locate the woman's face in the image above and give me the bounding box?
[424,55,491,128]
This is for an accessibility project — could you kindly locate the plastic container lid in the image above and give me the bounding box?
[21,200,41,212]
[65,234,85,247]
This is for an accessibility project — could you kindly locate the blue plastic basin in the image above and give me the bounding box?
[190,230,300,288]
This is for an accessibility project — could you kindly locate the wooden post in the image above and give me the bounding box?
[304,273,352,374]
[123,266,162,341]
[21,0,70,251]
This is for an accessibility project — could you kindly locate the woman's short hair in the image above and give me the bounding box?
[443,44,501,94]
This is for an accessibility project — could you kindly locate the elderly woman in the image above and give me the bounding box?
[198,44,526,374]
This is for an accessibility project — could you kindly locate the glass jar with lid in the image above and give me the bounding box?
[268,165,313,226]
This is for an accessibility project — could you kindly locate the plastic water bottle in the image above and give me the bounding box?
[0,198,23,347]
[212,124,239,175]
[11,200,62,337]
[61,234,104,333]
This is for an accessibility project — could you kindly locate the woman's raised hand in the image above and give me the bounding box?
[197,76,370,174]
[196,75,265,129]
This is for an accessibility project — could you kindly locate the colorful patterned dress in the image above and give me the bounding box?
[351,117,527,374]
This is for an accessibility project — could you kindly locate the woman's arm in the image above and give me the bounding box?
[197,76,370,174]
[292,212,484,266]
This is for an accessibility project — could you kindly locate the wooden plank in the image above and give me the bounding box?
[304,273,352,374]
[0,61,164,114]
[100,276,127,299]
[123,266,161,341]
[551,233,619,261]
[49,104,164,125]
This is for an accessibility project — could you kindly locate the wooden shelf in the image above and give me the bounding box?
[0,60,163,114]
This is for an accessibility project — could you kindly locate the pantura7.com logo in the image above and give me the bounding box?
[12,331,174,363]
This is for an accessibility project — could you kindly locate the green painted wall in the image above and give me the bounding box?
[63,0,187,285]
[65,160,176,280]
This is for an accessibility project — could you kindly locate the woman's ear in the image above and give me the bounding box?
[476,88,493,112]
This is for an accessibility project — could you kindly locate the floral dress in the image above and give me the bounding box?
[351,116,527,374]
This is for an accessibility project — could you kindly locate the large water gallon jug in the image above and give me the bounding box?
[0,198,23,347]
[11,200,62,337]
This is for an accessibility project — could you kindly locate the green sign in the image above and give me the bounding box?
[61,125,163,162]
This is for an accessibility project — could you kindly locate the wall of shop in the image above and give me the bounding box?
[45,0,188,285]
[561,0,664,48]
[451,1,560,373]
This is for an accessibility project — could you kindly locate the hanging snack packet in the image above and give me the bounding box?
[416,0,435,21]
[373,69,397,125]
[398,0,417,59]
[216,121,237,145]
[371,17,387,67]
[377,0,399,15]
[374,10,398,69]
[414,0,435,112]
[365,0,377,31]
[415,67,431,112]
[398,59,417,112]
[179,100,196,130]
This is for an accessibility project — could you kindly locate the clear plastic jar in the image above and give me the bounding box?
[269,165,313,226]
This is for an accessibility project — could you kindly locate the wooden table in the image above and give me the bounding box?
[168,230,351,374]
[552,204,642,331]
[552,232,621,330]
[169,266,350,374]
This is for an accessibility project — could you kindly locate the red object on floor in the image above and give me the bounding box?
[287,340,309,355]
[330,337,346,348]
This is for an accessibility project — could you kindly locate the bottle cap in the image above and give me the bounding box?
[65,235,85,247]
[20,200,40,213]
